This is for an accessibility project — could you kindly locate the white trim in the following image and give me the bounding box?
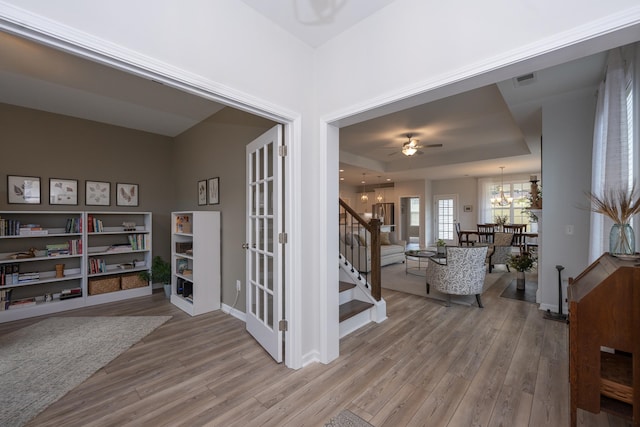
[221,303,247,322]
[0,3,304,369]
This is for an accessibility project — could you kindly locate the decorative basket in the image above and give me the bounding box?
[120,273,148,290]
[88,276,120,295]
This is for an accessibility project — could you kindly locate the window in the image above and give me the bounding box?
[489,179,534,225]
[436,197,454,241]
[410,197,420,226]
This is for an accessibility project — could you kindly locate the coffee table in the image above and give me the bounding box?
[405,249,436,275]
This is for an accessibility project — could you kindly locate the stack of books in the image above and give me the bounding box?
[19,224,48,236]
[60,287,82,300]
[17,272,39,283]
[8,297,37,309]
[46,243,70,257]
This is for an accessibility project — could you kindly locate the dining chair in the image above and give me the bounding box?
[476,224,495,244]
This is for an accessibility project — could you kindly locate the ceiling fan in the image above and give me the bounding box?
[388,134,443,157]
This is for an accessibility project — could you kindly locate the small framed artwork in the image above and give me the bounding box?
[197,180,207,206]
[49,178,78,205]
[116,183,139,207]
[86,180,110,206]
[7,175,41,204]
[208,177,219,205]
[463,205,473,213]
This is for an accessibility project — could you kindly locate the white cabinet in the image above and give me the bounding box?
[0,211,152,322]
[171,211,220,316]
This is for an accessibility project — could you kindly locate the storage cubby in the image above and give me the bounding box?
[170,211,220,316]
[568,253,640,426]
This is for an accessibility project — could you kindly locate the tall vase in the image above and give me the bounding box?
[609,223,635,255]
[516,271,526,290]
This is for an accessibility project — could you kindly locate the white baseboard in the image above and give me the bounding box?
[221,303,246,322]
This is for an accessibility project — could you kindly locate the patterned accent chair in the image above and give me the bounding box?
[425,246,488,307]
[487,232,515,273]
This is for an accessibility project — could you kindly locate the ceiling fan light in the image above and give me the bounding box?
[402,144,417,156]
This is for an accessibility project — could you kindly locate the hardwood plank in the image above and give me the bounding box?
[5,277,626,426]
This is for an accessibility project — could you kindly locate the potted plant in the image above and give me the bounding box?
[436,239,446,256]
[140,256,172,298]
[507,252,536,290]
[587,184,640,255]
[495,215,509,231]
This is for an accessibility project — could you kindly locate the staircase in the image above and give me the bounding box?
[338,254,387,338]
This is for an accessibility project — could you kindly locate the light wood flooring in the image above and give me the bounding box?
[1,274,633,427]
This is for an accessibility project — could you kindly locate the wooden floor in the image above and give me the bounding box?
[1,275,632,427]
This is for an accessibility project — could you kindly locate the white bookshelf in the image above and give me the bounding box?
[85,212,152,306]
[171,211,220,316]
[0,211,152,322]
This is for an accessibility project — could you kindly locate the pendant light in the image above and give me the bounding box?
[491,166,513,207]
[376,176,384,203]
[360,173,369,203]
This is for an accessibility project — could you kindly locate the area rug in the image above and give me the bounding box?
[325,409,374,427]
[500,278,538,303]
[380,260,506,306]
[0,316,171,427]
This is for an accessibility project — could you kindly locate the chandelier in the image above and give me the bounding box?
[360,173,368,203]
[376,176,384,202]
[491,166,513,207]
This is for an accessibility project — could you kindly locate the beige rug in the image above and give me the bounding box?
[325,409,374,427]
[0,316,171,427]
[381,260,507,306]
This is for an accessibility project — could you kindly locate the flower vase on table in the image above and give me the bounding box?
[609,223,635,255]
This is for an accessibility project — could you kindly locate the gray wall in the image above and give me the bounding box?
[172,108,277,311]
[0,103,277,312]
[0,103,175,260]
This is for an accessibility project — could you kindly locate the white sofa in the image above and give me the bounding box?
[340,230,406,273]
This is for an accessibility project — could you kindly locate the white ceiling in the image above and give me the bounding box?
[239,0,399,47]
[0,3,608,187]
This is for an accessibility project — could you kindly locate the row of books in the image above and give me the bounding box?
[88,258,107,274]
[87,215,104,233]
[0,217,81,236]
[0,264,19,286]
[128,234,148,251]
[65,217,82,234]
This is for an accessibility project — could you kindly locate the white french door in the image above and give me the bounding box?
[434,194,458,245]
[246,125,284,362]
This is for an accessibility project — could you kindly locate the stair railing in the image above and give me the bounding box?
[339,198,381,301]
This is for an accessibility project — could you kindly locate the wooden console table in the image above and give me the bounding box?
[568,253,640,426]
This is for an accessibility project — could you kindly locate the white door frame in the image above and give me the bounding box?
[434,194,459,246]
[0,19,304,369]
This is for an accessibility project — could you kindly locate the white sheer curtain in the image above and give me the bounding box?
[589,48,632,262]
[478,177,499,224]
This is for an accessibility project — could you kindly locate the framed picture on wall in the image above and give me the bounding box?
[116,183,139,206]
[7,175,40,204]
[49,178,78,205]
[86,180,110,206]
[197,180,207,205]
[208,177,219,205]
[463,205,473,212]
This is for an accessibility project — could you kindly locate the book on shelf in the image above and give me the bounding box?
[107,243,132,252]
[0,289,12,310]
[19,224,48,236]
[1,218,20,236]
[64,217,82,234]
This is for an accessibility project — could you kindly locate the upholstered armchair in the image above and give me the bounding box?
[488,232,515,273]
[425,246,488,307]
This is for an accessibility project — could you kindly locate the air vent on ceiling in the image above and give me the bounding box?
[513,72,537,87]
